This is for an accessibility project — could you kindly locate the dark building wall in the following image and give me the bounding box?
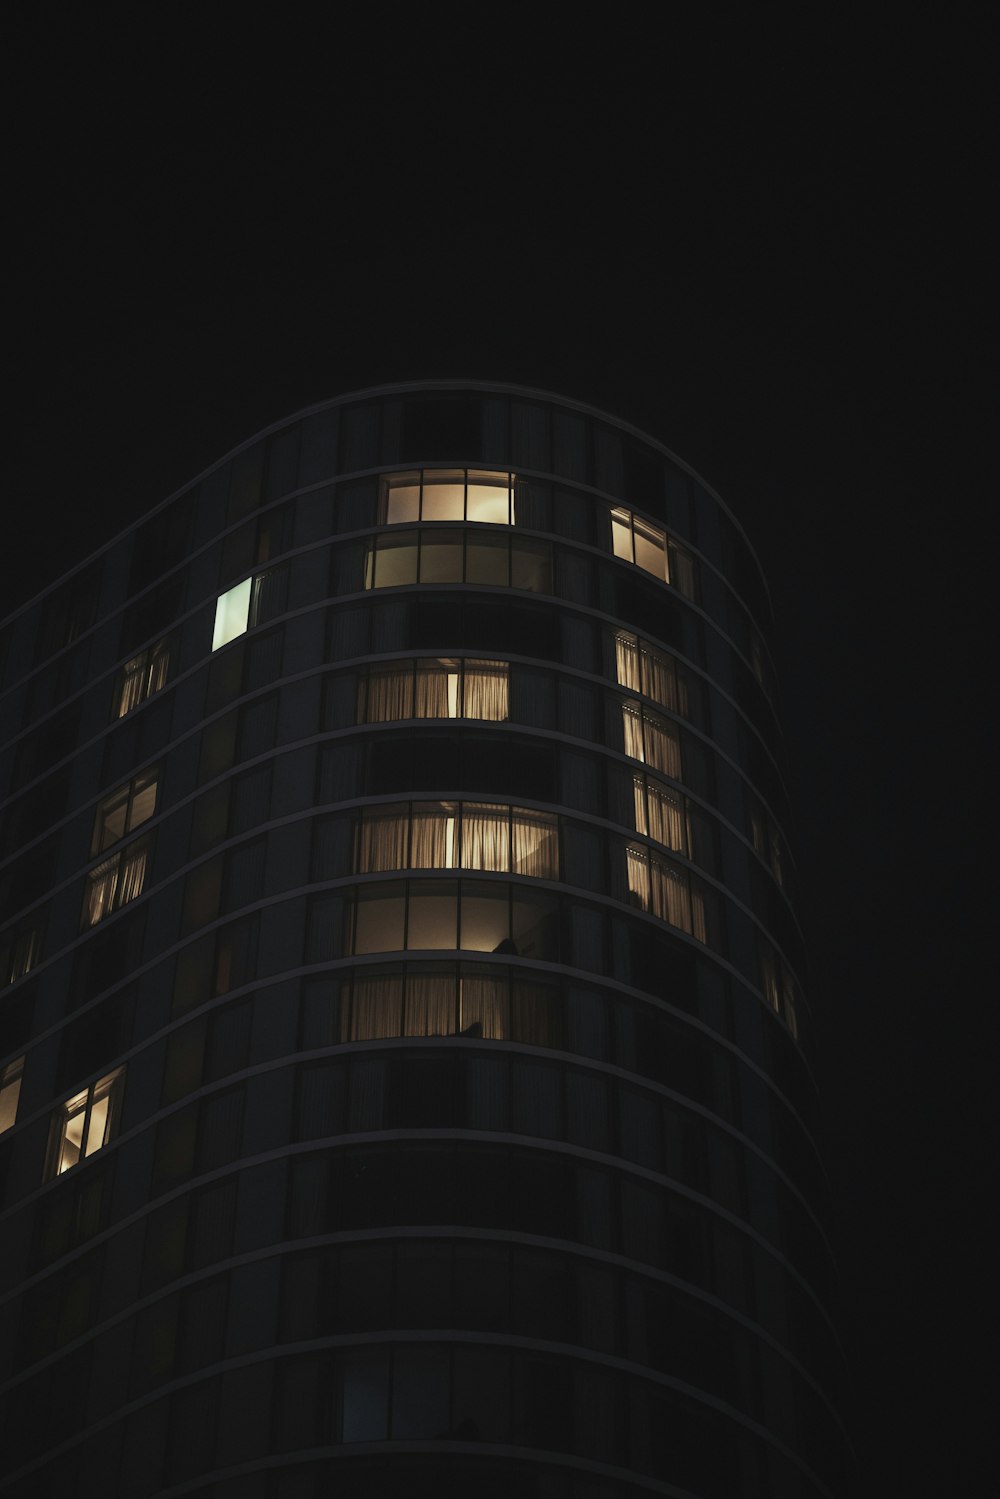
[0,384,847,1497]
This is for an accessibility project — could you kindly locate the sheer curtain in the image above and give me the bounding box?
[415,662,450,718]
[626,847,650,910]
[358,809,409,871]
[642,712,682,779]
[365,667,414,722]
[404,972,456,1036]
[463,660,508,720]
[459,973,507,1038]
[640,646,677,712]
[512,811,558,877]
[461,804,510,872]
[621,702,645,761]
[645,780,686,854]
[410,804,458,868]
[86,854,119,925]
[615,634,641,691]
[350,974,404,1040]
[649,855,691,932]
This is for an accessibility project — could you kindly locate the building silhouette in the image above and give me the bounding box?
[0,383,848,1496]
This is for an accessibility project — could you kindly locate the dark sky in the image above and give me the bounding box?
[3,12,992,1493]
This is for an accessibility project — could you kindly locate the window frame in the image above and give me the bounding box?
[0,1056,24,1134]
[116,635,172,717]
[83,835,151,927]
[380,468,516,527]
[46,1067,125,1177]
[92,767,159,855]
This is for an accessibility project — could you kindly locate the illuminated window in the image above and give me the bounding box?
[92,768,158,855]
[348,881,558,961]
[609,508,697,598]
[211,573,273,651]
[621,702,682,779]
[2,926,41,986]
[0,1057,24,1134]
[84,838,149,927]
[632,775,688,855]
[116,636,171,716]
[356,802,559,879]
[614,632,691,718]
[47,1068,124,1176]
[381,469,515,526]
[626,846,706,942]
[359,658,509,722]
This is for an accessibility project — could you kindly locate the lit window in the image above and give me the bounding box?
[381,469,515,526]
[2,927,41,986]
[356,802,559,879]
[360,659,508,723]
[626,846,706,942]
[212,578,252,650]
[84,838,149,927]
[92,768,158,854]
[364,533,551,593]
[117,636,171,716]
[0,1057,24,1133]
[47,1068,125,1175]
[609,508,697,598]
[633,775,688,855]
[614,632,692,719]
[621,702,682,779]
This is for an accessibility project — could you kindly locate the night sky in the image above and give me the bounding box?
[3,13,992,1493]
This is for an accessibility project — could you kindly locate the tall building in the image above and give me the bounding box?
[0,383,848,1497]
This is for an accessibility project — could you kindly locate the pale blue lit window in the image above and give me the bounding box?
[212,578,252,650]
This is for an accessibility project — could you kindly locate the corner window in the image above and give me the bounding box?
[47,1068,124,1175]
[84,838,149,926]
[92,768,159,854]
[381,469,516,526]
[359,658,509,723]
[116,636,172,716]
[610,508,697,599]
[0,1057,24,1133]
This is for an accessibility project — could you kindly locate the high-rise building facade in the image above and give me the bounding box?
[0,383,847,1497]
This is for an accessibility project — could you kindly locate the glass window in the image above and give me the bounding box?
[0,1056,24,1133]
[47,1067,125,1176]
[84,838,149,927]
[356,802,557,878]
[360,659,508,723]
[117,636,171,716]
[621,703,682,780]
[609,508,698,599]
[611,507,633,562]
[407,882,459,949]
[626,847,706,942]
[338,1349,390,1441]
[380,468,515,526]
[633,775,688,855]
[2,927,41,986]
[354,886,406,954]
[92,768,159,854]
[367,533,418,588]
[211,578,252,651]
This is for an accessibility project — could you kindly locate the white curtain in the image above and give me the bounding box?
[117,843,147,906]
[461,803,510,872]
[649,855,691,932]
[640,646,677,712]
[404,972,455,1036]
[117,656,145,717]
[615,634,640,691]
[415,663,450,718]
[626,846,650,910]
[463,660,508,720]
[86,855,119,924]
[410,804,457,868]
[358,809,409,871]
[621,702,645,761]
[646,780,686,854]
[690,882,708,945]
[512,810,558,877]
[365,668,414,723]
[632,777,647,835]
[643,712,682,779]
[459,975,507,1039]
[351,975,404,1039]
